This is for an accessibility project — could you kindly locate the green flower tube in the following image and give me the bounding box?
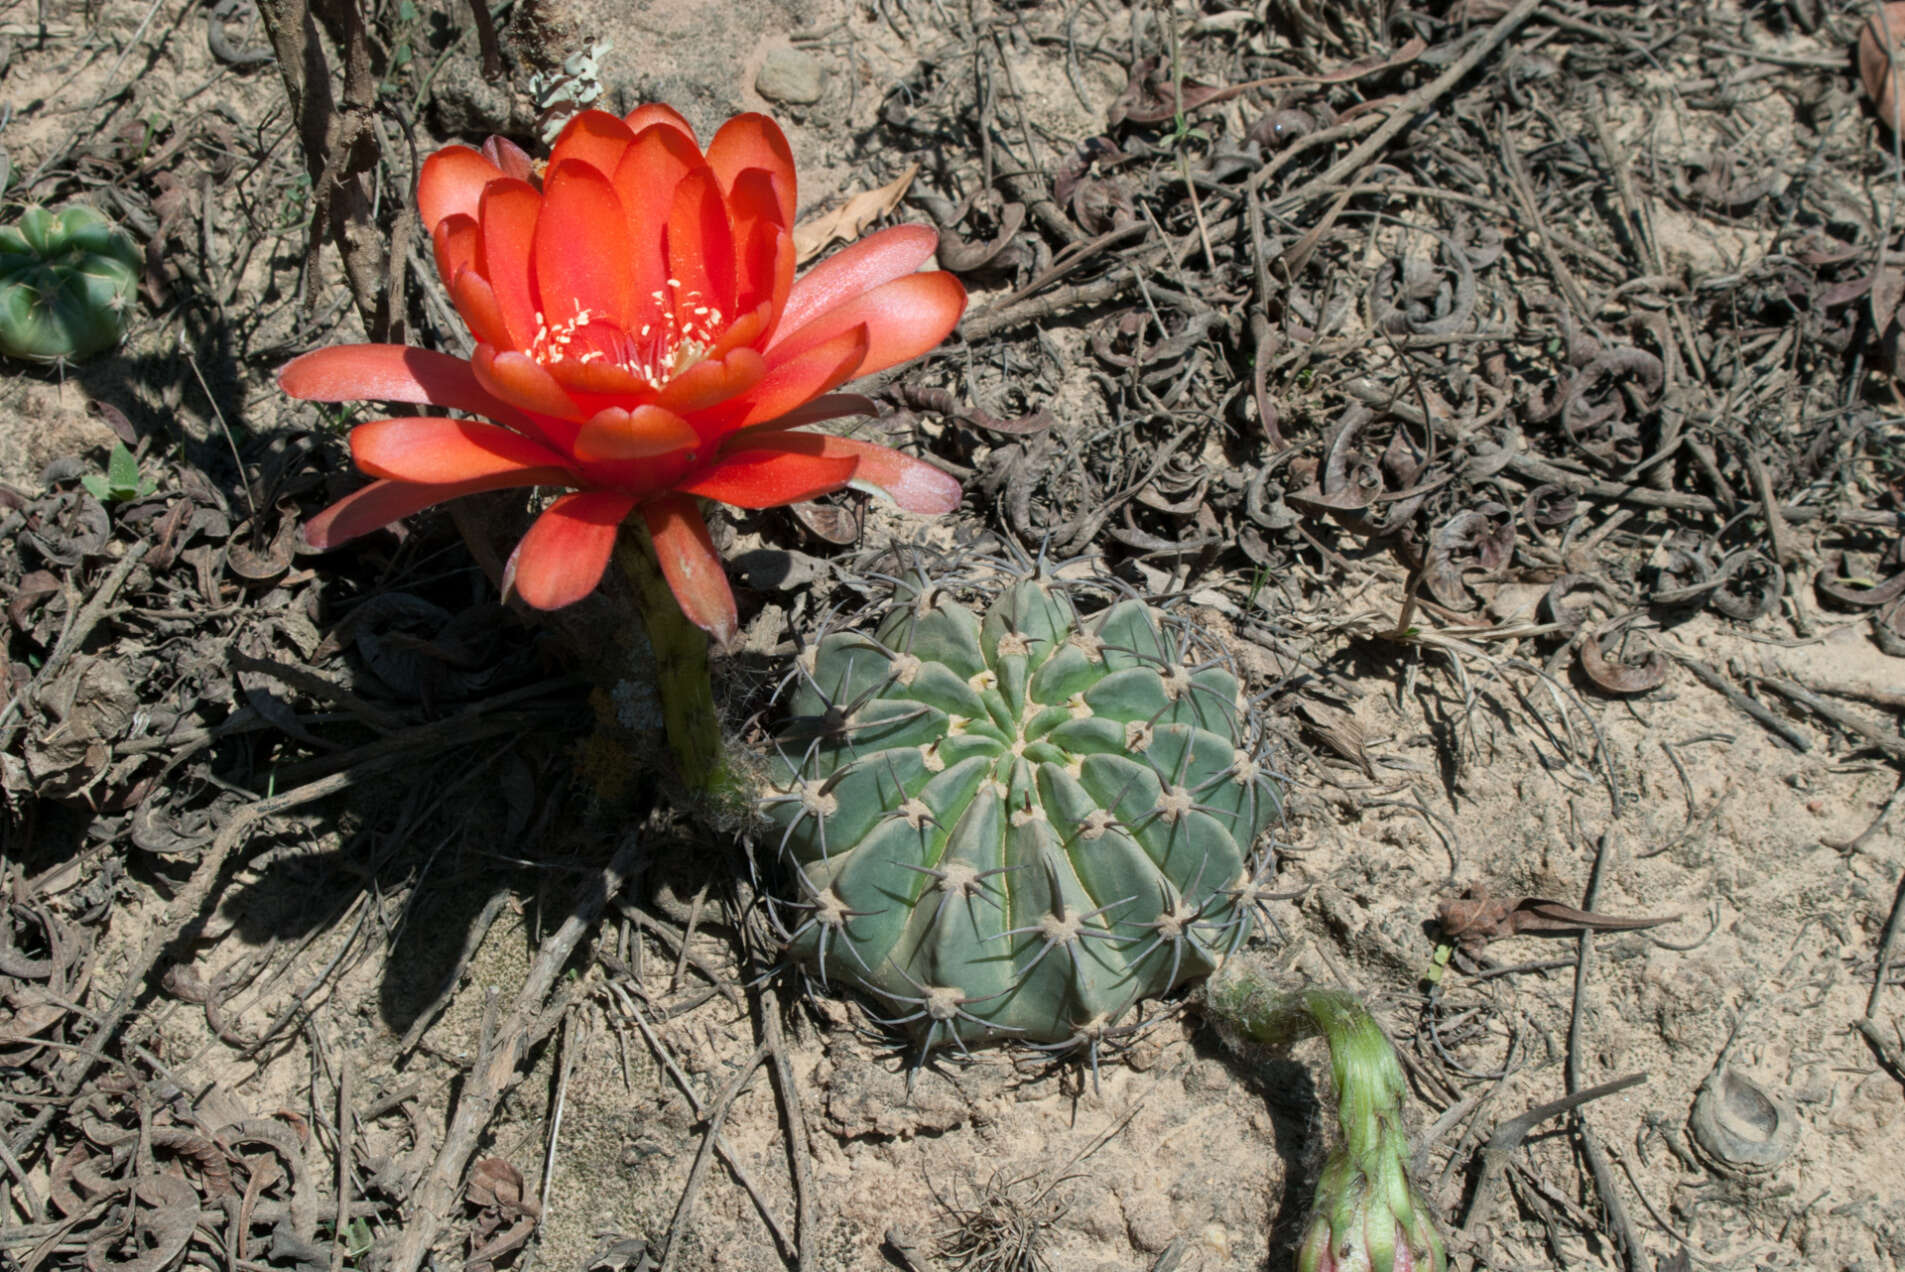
[1203,971,1447,1272]
[0,205,141,362]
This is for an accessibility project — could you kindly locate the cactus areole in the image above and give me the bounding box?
[765,569,1283,1051]
[0,206,140,362]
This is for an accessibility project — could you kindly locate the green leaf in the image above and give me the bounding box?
[80,474,111,500]
[106,441,139,491]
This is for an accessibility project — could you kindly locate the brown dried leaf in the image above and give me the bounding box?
[1877,596,1905,657]
[793,165,919,265]
[787,499,860,545]
[1875,267,1905,333]
[20,490,110,568]
[7,569,62,632]
[468,1156,536,1217]
[1438,889,1679,954]
[1861,4,1905,134]
[1816,549,1905,610]
[1294,700,1372,778]
[1578,622,1668,695]
[226,507,301,584]
[86,1174,200,1272]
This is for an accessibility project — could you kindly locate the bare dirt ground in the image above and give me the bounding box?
[4,1,1905,1271]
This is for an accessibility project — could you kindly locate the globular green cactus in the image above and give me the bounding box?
[0,205,141,362]
[763,561,1283,1058]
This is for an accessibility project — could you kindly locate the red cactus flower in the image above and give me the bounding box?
[281,105,966,642]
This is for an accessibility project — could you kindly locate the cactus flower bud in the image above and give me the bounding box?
[1295,1145,1445,1272]
[0,205,141,361]
[1204,975,1447,1272]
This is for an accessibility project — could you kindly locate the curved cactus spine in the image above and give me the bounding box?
[763,557,1285,1050]
[0,205,141,362]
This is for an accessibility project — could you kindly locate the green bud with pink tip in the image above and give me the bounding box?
[0,205,141,362]
[1203,974,1447,1272]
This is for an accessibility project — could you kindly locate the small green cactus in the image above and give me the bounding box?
[764,559,1283,1056]
[0,205,141,362]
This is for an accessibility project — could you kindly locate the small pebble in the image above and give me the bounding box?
[756,46,825,105]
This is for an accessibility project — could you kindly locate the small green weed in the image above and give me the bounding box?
[81,442,157,503]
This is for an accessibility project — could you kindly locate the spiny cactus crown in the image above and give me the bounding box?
[0,205,141,362]
[764,560,1283,1055]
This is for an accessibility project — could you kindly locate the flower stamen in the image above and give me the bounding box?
[527,289,724,386]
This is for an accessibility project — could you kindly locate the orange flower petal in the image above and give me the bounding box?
[305,474,550,550]
[614,125,703,330]
[736,392,874,431]
[432,215,479,292]
[417,145,504,233]
[708,301,772,362]
[666,166,737,319]
[727,170,795,323]
[476,178,544,349]
[767,271,965,380]
[547,109,636,180]
[507,491,637,610]
[280,344,529,427]
[705,112,796,226]
[544,357,650,400]
[653,347,766,417]
[708,430,957,512]
[805,434,962,513]
[624,103,700,148]
[776,223,941,336]
[643,494,737,646]
[350,417,571,484]
[472,346,585,423]
[728,327,868,431]
[676,436,858,508]
[535,160,634,327]
[450,268,514,350]
[571,405,699,463]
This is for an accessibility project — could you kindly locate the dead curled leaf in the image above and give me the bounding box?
[467,1156,541,1272]
[84,1173,200,1272]
[1877,597,1905,657]
[1814,544,1905,610]
[1438,888,1680,955]
[225,506,302,584]
[1578,621,1668,695]
[1859,3,1905,134]
[792,165,919,265]
[1293,699,1372,778]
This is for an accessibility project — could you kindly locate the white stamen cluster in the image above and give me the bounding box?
[526,281,723,384]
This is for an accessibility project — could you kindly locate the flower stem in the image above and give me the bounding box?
[1202,968,1447,1272]
[613,524,737,801]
